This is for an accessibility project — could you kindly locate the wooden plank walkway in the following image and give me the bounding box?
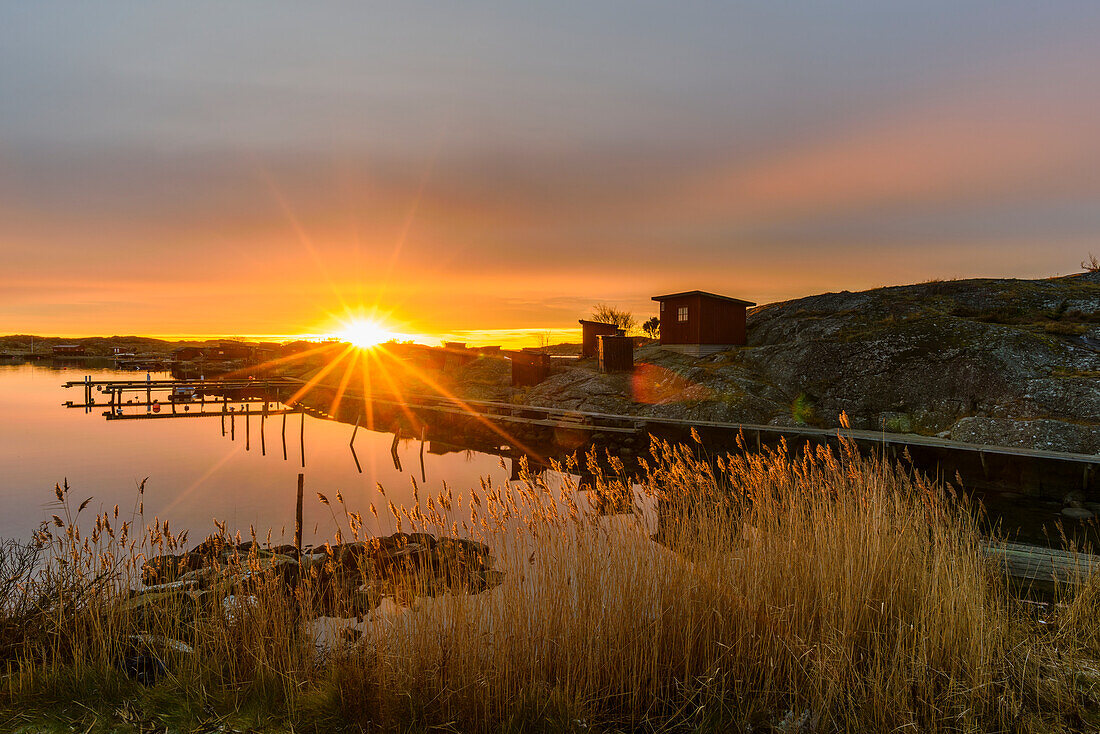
[982,540,1099,595]
[346,389,1100,466]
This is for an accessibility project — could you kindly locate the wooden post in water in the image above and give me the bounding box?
[300,408,306,468]
[230,410,235,441]
[221,396,226,436]
[350,412,361,447]
[245,404,250,451]
[146,373,151,413]
[295,473,304,552]
[260,411,266,456]
[420,425,427,483]
[281,412,288,461]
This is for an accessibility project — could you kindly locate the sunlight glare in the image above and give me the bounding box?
[334,318,397,349]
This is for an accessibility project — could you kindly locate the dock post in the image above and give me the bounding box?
[300,408,305,468]
[260,411,266,456]
[350,412,361,446]
[221,397,226,436]
[295,473,304,552]
[281,412,287,461]
[146,373,151,413]
[420,425,427,483]
[231,411,235,441]
[245,404,250,451]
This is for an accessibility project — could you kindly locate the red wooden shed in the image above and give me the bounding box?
[651,290,756,356]
[578,320,625,358]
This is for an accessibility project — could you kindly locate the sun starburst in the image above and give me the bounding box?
[335,318,397,349]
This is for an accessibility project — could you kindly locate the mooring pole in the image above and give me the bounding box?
[146,373,151,413]
[245,404,250,451]
[230,411,235,441]
[300,408,306,468]
[295,473,304,552]
[220,396,226,436]
[420,425,427,483]
[260,411,266,456]
[281,411,288,461]
[350,412,361,447]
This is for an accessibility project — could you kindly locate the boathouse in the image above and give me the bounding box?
[578,320,625,358]
[651,290,756,356]
[52,344,86,356]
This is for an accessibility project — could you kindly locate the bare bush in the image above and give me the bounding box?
[591,303,636,333]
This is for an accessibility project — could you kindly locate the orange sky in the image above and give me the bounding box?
[2,3,1099,347]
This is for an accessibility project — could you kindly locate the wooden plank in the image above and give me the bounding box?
[104,409,298,421]
[982,540,1099,592]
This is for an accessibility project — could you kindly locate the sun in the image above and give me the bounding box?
[334,318,397,349]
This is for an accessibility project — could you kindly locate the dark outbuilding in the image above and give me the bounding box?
[578,320,625,358]
[651,290,756,356]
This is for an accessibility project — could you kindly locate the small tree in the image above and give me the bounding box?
[1083,253,1100,273]
[642,316,660,339]
[591,304,636,333]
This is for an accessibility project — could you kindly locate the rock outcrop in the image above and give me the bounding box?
[522,272,1100,454]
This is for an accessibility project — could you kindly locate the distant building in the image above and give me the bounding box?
[277,340,314,356]
[207,342,254,361]
[651,290,756,356]
[171,346,204,362]
[52,344,86,356]
[578,320,625,358]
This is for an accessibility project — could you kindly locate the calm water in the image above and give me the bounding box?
[0,363,533,547]
[0,362,1079,552]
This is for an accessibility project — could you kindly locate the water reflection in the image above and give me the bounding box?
[0,361,1081,553]
[0,364,547,548]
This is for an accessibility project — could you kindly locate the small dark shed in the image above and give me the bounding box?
[52,344,86,356]
[578,320,625,358]
[651,290,756,356]
[597,334,634,373]
[510,351,551,387]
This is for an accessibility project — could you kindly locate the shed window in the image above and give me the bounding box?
[677,306,688,322]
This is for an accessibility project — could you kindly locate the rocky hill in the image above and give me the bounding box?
[517,271,1100,455]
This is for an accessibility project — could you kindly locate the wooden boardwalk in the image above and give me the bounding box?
[983,540,1099,596]
[353,390,1100,466]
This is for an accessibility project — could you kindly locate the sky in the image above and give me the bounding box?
[2,1,1100,343]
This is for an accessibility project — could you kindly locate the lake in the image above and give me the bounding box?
[0,361,1080,552]
[0,362,547,548]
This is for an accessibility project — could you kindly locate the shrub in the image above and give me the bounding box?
[591,303,636,333]
[790,392,818,425]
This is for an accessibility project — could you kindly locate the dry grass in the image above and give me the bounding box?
[2,431,1098,732]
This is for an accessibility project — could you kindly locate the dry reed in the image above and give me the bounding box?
[1,431,1097,732]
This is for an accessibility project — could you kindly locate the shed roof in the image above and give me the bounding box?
[651,290,756,307]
